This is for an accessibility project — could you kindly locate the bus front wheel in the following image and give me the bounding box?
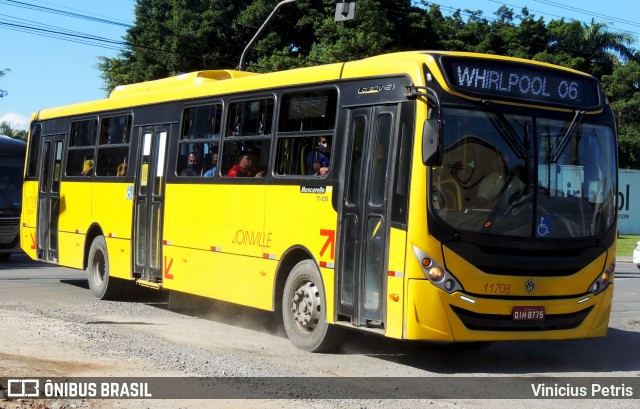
[282,260,343,352]
[86,236,124,300]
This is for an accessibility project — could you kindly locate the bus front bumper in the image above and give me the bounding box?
[405,278,613,342]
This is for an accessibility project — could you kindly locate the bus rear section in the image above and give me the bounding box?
[0,135,26,261]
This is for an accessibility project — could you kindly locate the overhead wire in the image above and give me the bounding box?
[0,0,242,67]
[0,0,131,27]
[1,0,637,70]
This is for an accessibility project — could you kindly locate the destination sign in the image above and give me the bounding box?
[440,57,601,109]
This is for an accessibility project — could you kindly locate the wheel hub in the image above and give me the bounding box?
[291,281,321,332]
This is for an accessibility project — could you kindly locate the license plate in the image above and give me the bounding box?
[512,306,545,321]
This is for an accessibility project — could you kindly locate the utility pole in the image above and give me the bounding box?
[238,1,356,71]
[239,0,299,71]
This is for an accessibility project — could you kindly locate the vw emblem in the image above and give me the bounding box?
[525,279,536,293]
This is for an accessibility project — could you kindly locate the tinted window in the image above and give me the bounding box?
[66,119,97,176]
[96,115,132,177]
[278,90,337,132]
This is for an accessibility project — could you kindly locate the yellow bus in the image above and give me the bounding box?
[21,51,617,351]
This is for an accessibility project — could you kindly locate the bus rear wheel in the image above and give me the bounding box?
[87,235,124,300]
[282,260,343,352]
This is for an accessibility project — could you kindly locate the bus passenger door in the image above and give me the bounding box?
[133,126,168,283]
[338,105,397,329]
[36,135,63,262]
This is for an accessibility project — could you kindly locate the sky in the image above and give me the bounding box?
[1,0,639,131]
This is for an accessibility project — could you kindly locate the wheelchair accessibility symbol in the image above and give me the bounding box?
[537,216,551,237]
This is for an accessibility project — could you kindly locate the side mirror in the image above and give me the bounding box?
[422,118,442,166]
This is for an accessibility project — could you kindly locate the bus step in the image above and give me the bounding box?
[136,279,163,290]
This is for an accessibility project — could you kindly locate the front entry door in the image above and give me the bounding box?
[36,135,63,262]
[338,105,398,328]
[133,126,168,282]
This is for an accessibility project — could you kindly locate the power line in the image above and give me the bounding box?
[486,0,639,40]
[0,13,125,50]
[2,0,637,71]
[0,0,131,27]
[420,1,638,45]
[533,0,640,29]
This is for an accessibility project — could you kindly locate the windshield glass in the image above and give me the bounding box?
[431,108,616,238]
[0,156,24,210]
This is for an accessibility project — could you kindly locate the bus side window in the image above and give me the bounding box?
[275,136,331,177]
[66,118,97,177]
[274,89,337,177]
[95,115,131,177]
[222,140,268,178]
[178,104,222,177]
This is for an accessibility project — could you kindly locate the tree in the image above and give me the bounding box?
[534,19,634,79]
[99,0,429,87]
[602,61,640,168]
[98,0,253,92]
[0,68,9,98]
[0,121,28,141]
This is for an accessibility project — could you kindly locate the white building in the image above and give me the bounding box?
[618,169,640,234]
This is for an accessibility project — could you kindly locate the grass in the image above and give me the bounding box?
[617,235,640,258]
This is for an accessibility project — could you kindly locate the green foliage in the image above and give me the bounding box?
[0,122,28,141]
[98,0,253,92]
[0,68,9,98]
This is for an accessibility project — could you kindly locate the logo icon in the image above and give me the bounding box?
[525,279,536,293]
[7,379,40,397]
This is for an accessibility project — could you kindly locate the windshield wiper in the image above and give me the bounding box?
[484,101,529,160]
[550,110,585,162]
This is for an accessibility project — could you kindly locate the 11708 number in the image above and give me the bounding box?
[483,283,511,294]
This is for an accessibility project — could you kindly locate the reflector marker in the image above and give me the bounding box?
[162,240,172,245]
[388,271,403,278]
[319,261,334,269]
[75,229,83,234]
[108,233,116,238]
[211,246,222,252]
[262,253,276,260]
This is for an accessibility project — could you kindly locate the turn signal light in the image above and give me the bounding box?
[389,293,400,302]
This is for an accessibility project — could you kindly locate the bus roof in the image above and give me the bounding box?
[0,135,27,156]
[30,51,595,121]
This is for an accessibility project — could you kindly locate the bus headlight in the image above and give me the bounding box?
[413,245,462,294]
[589,260,614,295]
[428,266,444,282]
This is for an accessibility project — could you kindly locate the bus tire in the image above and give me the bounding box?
[282,260,343,352]
[87,235,124,300]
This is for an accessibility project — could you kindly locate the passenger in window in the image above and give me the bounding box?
[82,159,94,176]
[306,136,331,176]
[203,151,219,177]
[180,152,201,176]
[227,151,264,178]
[117,162,128,176]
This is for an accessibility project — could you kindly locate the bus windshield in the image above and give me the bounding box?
[0,156,24,213]
[431,107,617,239]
